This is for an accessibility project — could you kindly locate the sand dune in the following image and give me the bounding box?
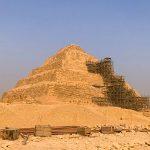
[0,103,149,128]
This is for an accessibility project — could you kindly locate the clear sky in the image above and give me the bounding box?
[0,0,150,96]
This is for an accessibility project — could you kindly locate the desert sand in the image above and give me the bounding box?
[0,103,149,150]
[0,132,150,150]
[0,103,149,128]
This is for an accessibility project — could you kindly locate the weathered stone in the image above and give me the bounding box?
[1,44,141,106]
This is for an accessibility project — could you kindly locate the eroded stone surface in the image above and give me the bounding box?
[1,44,140,105]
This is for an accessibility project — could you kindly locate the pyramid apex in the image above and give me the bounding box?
[57,44,84,54]
[67,44,79,46]
[62,44,82,49]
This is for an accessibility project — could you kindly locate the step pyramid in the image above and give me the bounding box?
[1,45,106,104]
[2,44,146,109]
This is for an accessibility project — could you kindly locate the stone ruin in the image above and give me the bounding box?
[1,44,149,110]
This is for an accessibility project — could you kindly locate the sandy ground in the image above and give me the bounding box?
[0,103,149,128]
[0,132,150,150]
[0,103,150,149]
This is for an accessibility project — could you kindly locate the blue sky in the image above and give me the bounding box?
[0,0,150,96]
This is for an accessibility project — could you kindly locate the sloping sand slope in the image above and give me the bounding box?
[0,103,149,128]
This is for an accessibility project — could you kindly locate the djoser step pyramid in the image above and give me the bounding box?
[1,44,140,105]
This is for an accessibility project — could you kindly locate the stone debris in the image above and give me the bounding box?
[0,128,149,150]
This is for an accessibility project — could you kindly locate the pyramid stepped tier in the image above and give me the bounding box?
[2,82,104,104]
[16,69,103,87]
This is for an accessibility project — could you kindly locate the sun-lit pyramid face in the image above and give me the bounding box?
[1,44,104,104]
[1,44,140,106]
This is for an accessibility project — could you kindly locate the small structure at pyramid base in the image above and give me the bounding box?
[2,128,20,140]
[35,125,52,137]
[101,125,114,134]
[77,126,91,136]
